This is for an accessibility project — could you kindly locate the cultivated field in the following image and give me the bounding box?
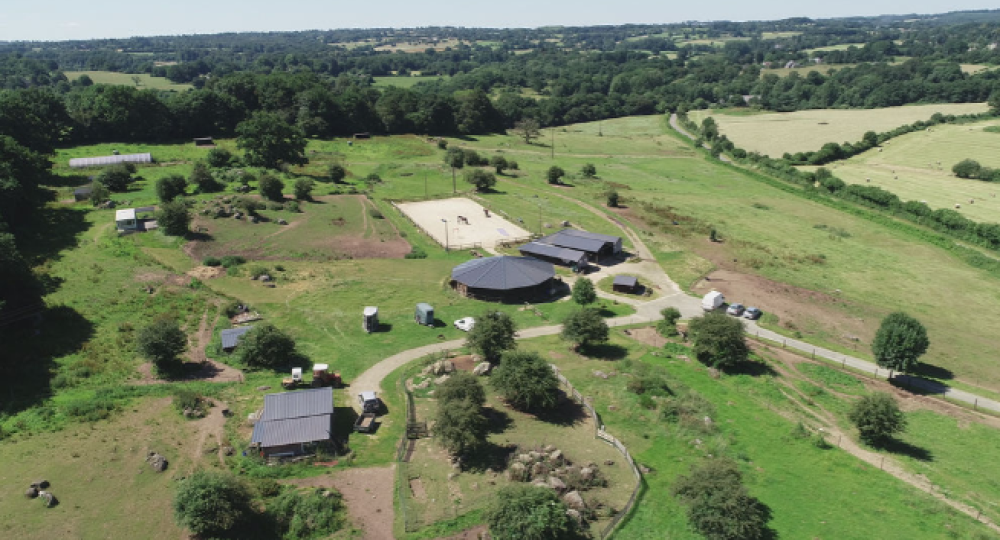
[63,70,193,91]
[372,75,450,88]
[804,118,1000,222]
[690,103,991,156]
[397,197,531,249]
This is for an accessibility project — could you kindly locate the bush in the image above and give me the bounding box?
[207,148,235,168]
[137,318,186,372]
[547,165,566,185]
[365,173,382,184]
[156,174,188,203]
[464,169,497,192]
[490,155,508,174]
[190,162,222,193]
[270,488,345,540]
[368,208,383,219]
[328,163,346,183]
[560,308,609,351]
[220,255,246,268]
[688,311,749,369]
[404,247,428,259]
[173,388,205,416]
[89,181,111,206]
[492,351,560,411]
[507,160,519,170]
[286,201,300,213]
[259,174,285,202]
[571,277,596,306]
[661,390,717,433]
[849,392,907,446]
[657,307,682,337]
[581,163,597,178]
[437,371,486,407]
[606,189,619,208]
[953,158,982,179]
[239,324,298,369]
[248,265,269,279]
[466,310,517,363]
[436,397,489,459]
[484,485,580,540]
[157,199,191,236]
[293,178,314,200]
[672,458,772,540]
[96,164,133,192]
[173,471,255,538]
[462,149,487,167]
[203,256,221,267]
[627,374,671,396]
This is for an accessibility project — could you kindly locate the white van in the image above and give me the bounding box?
[702,291,725,311]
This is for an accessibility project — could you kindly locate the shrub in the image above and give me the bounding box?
[849,392,907,446]
[466,310,517,363]
[507,160,519,170]
[157,200,191,236]
[490,155,508,174]
[203,256,221,267]
[437,371,486,407]
[661,390,717,433]
[581,163,597,178]
[560,308,608,351]
[368,208,383,219]
[258,174,285,202]
[286,201,300,213]
[270,489,345,540]
[571,277,596,306]
[89,181,111,206]
[220,255,246,268]
[436,139,448,150]
[484,485,580,540]
[173,471,255,538]
[464,169,497,192]
[672,458,772,540]
[492,351,560,411]
[365,173,382,184]
[293,178,314,200]
[688,311,749,369]
[627,374,671,396]
[190,162,222,193]
[404,247,428,259]
[96,164,133,192]
[207,148,235,168]
[462,149,486,166]
[156,174,188,203]
[638,394,656,410]
[173,388,204,415]
[546,165,565,184]
[606,189,619,208]
[657,307,682,337]
[239,324,298,369]
[953,158,982,179]
[436,397,489,459]
[248,265,270,279]
[328,163,346,183]
[137,318,186,372]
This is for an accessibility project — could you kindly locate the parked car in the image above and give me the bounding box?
[726,303,745,316]
[744,307,762,320]
[454,317,475,332]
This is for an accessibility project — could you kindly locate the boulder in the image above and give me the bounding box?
[146,452,168,472]
[433,375,450,385]
[549,450,563,464]
[580,467,594,482]
[277,219,288,225]
[533,481,550,489]
[593,370,608,379]
[506,462,527,481]
[566,509,583,524]
[531,462,547,478]
[604,460,615,466]
[543,445,556,453]
[517,453,533,464]
[260,274,272,282]
[547,476,567,491]
[256,385,271,391]
[472,362,491,376]
[562,491,586,511]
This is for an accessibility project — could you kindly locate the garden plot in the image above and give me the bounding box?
[397,197,531,249]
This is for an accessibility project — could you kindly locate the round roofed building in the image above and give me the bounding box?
[451,256,556,301]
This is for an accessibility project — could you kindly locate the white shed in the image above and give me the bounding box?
[115,208,137,232]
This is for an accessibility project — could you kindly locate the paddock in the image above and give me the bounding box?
[396,197,531,249]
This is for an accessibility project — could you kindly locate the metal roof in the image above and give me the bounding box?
[518,242,587,264]
[452,256,554,291]
[537,230,609,253]
[74,186,93,195]
[557,229,622,244]
[251,415,331,447]
[69,153,152,168]
[220,325,254,349]
[360,391,378,402]
[260,386,334,422]
[363,306,378,316]
[115,208,136,221]
[613,275,638,287]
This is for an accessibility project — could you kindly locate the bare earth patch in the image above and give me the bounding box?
[625,326,666,347]
[285,466,395,540]
[186,265,226,280]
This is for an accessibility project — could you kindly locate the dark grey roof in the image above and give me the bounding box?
[260,387,334,421]
[558,229,622,244]
[220,326,254,349]
[613,275,638,287]
[69,153,152,168]
[537,230,610,253]
[518,242,587,264]
[251,415,331,447]
[74,186,93,195]
[452,256,554,291]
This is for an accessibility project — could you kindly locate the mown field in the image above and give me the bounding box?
[516,332,997,539]
[63,70,193,90]
[690,103,991,156]
[803,118,1000,222]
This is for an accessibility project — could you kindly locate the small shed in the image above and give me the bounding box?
[115,208,137,232]
[250,387,335,458]
[193,137,215,147]
[221,325,254,353]
[612,275,639,294]
[415,303,434,326]
[74,186,93,202]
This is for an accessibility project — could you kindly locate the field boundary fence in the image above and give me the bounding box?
[395,376,423,533]
[551,365,644,540]
[495,235,536,248]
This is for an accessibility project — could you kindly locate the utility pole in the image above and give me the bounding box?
[424,171,428,198]
[551,129,555,160]
[441,218,449,252]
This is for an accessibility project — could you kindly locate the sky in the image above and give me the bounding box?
[1,0,998,42]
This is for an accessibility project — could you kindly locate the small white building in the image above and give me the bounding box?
[115,208,137,232]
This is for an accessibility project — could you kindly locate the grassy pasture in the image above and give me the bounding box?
[63,70,192,91]
[690,103,990,156]
[803,43,867,54]
[372,75,450,88]
[802,118,1000,222]
[516,333,995,540]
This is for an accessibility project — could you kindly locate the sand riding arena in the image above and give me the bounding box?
[395,197,532,249]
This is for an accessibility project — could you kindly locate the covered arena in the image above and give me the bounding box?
[451,256,555,302]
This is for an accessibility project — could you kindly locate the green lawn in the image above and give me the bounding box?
[63,70,193,91]
[372,75,450,88]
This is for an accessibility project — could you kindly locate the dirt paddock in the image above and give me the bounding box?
[397,197,530,249]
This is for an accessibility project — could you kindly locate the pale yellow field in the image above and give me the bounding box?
[801,119,1000,222]
[690,103,991,156]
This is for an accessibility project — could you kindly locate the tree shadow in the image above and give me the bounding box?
[462,442,516,472]
[584,343,628,361]
[532,392,590,426]
[17,206,90,265]
[0,305,94,415]
[45,173,93,188]
[910,363,954,381]
[724,358,778,377]
[483,405,513,433]
[184,230,213,242]
[879,439,934,462]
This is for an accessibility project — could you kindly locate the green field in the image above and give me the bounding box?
[690,103,991,156]
[803,43,867,54]
[63,70,193,91]
[516,333,996,539]
[372,75,450,88]
[804,118,1000,222]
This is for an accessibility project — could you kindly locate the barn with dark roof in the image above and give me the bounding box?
[250,386,334,458]
[451,256,555,301]
[535,229,622,262]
